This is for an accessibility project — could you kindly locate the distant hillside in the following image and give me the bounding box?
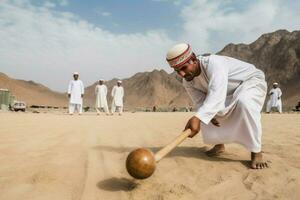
[0,73,67,106]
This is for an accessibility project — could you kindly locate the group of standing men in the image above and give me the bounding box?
[67,72,124,115]
[95,79,124,115]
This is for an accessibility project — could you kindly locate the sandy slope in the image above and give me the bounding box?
[0,112,299,200]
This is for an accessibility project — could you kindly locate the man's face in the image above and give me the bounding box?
[273,84,278,88]
[172,59,200,82]
[117,82,121,87]
[99,81,103,85]
[73,75,79,80]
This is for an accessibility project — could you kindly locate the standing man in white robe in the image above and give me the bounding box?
[266,82,282,113]
[95,79,109,115]
[166,43,269,169]
[111,80,124,115]
[67,72,84,115]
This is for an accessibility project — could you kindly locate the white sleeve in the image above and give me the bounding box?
[104,86,107,96]
[95,86,98,94]
[67,81,72,94]
[278,88,282,97]
[194,58,228,124]
[81,81,84,95]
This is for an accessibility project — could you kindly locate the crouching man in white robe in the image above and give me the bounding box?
[111,80,124,115]
[266,82,282,113]
[68,72,84,115]
[95,79,109,115]
[166,43,269,169]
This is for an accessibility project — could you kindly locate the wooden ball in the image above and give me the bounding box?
[126,148,156,179]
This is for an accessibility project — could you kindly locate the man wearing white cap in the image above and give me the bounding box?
[111,80,124,115]
[166,43,269,169]
[95,79,109,115]
[266,82,282,113]
[67,72,84,115]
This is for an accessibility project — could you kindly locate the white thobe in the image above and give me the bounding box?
[95,84,109,113]
[266,88,282,113]
[68,80,84,113]
[111,86,124,113]
[183,55,267,153]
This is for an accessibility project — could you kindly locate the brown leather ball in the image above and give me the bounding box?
[126,148,156,179]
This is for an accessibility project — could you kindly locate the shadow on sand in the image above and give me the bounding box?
[96,177,138,191]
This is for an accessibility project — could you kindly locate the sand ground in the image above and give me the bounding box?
[0,112,299,200]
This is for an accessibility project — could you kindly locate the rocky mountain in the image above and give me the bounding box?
[0,72,67,107]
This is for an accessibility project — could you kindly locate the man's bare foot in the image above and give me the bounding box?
[206,144,225,157]
[251,152,269,169]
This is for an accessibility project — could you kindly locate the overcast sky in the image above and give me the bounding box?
[0,0,299,91]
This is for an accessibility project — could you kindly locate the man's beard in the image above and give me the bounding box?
[184,62,201,82]
[184,72,195,82]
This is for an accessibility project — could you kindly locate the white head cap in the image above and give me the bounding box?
[273,82,278,85]
[117,80,122,83]
[166,43,193,68]
[73,72,79,75]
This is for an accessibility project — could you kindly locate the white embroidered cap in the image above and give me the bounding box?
[166,43,193,68]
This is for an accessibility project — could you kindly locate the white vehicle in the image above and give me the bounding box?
[11,101,26,112]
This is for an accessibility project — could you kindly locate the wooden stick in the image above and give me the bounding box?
[154,129,191,162]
